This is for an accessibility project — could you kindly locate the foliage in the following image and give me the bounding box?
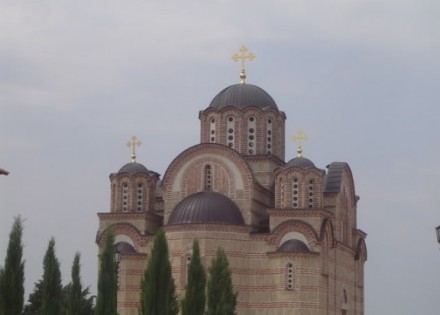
[0,216,25,315]
[206,248,237,315]
[66,252,82,315]
[63,283,95,315]
[181,240,206,315]
[139,229,178,315]
[94,231,117,315]
[40,237,63,315]
[65,252,94,315]
[22,280,43,315]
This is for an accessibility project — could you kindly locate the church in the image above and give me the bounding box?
[96,46,367,315]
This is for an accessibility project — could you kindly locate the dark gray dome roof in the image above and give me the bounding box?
[285,157,316,169]
[168,191,244,225]
[114,241,137,254]
[209,84,278,110]
[118,162,149,174]
[278,239,310,253]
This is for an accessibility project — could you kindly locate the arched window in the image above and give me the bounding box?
[122,182,129,212]
[247,116,256,154]
[267,118,273,154]
[292,178,299,208]
[226,116,235,148]
[136,183,143,212]
[286,262,294,290]
[209,118,216,143]
[204,164,212,190]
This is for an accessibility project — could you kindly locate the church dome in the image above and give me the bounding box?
[209,84,278,111]
[278,239,310,253]
[285,157,316,169]
[118,162,149,174]
[168,191,244,225]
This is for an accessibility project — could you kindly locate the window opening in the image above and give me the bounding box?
[286,262,294,290]
[204,165,212,190]
[292,178,299,208]
[247,116,256,154]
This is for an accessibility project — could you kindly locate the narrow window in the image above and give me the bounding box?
[111,184,116,212]
[247,116,256,154]
[308,179,314,208]
[226,116,235,148]
[186,255,192,284]
[292,178,299,208]
[204,165,212,190]
[122,182,128,212]
[137,183,143,212]
[286,262,294,290]
[280,178,284,208]
[209,118,216,143]
[267,118,273,154]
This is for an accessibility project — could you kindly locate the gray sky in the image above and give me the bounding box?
[1,0,439,313]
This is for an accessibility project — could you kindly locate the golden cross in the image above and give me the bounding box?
[232,45,255,84]
[127,136,142,163]
[290,129,309,158]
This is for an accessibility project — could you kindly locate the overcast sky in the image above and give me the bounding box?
[1,1,440,314]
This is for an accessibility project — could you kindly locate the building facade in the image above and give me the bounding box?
[96,69,367,315]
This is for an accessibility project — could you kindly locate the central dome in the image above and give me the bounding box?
[168,191,244,225]
[209,84,278,110]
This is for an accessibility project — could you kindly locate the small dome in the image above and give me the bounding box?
[285,157,316,169]
[114,241,137,254]
[168,191,244,225]
[118,162,149,174]
[278,239,310,253]
[209,84,278,111]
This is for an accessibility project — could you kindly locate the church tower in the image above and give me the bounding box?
[96,46,367,315]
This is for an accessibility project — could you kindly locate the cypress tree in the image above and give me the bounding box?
[0,267,3,315]
[40,237,63,315]
[94,232,117,315]
[206,247,237,315]
[181,240,206,315]
[66,252,82,315]
[139,229,178,315]
[0,216,25,315]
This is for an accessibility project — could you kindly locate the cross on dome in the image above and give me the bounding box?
[127,136,142,163]
[291,129,309,158]
[232,45,255,84]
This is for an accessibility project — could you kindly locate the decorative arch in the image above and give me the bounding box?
[355,238,368,261]
[270,219,319,249]
[319,218,335,248]
[97,223,145,249]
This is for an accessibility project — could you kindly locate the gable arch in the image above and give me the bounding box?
[162,143,255,196]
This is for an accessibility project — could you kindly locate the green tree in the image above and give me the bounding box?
[95,231,117,315]
[206,248,237,315]
[0,216,25,315]
[40,237,63,315]
[139,229,178,315]
[66,252,82,315]
[62,283,95,315]
[181,240,206,315]
[22,279,43,315]
[0,267,3,315]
